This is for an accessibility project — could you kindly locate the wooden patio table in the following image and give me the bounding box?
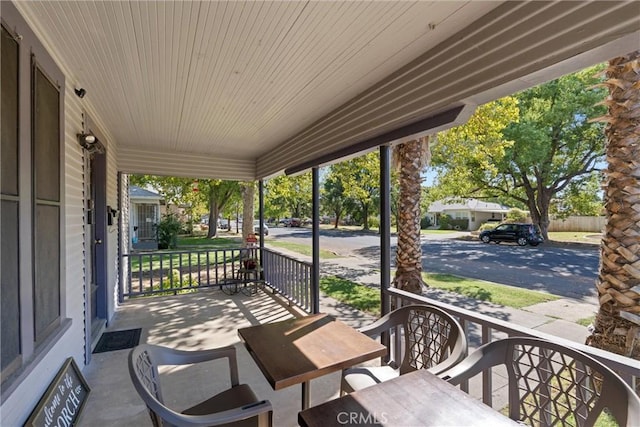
[298,369,520,427]
[237,313,387,410]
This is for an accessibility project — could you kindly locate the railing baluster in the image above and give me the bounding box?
[178,251,182,290]
[481,324,492,406]
[138,253,143,294]
[159,254,164,292]
[206,250,210,286]
[122,247,312,310]
[215,249,219,288]
[457,318,469,394]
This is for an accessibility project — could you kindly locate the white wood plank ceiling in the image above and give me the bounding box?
[11,1,640,180]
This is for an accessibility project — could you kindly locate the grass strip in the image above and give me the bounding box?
[547,231,601,245]
[177,236,241,247]
[576,316,595,327]
[319,273,560,318]
[423,272,559,308]
[268,241,341,259]
[320,276,380,316]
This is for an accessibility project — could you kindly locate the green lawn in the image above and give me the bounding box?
[128,250,240,271]
[267,241,341,259]
[128,236,246,271]
[319,273,561,318]
[420,229,462,235]
[423,272,559,308]
[547,232,601,245]
[576,315,595,327]
[320,276,381,316]
[177,236,242,248]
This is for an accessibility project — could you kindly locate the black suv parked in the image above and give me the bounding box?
[479,223,544,246]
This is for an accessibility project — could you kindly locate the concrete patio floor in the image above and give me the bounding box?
[79,288,377,427]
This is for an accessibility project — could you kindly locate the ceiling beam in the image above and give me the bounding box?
[284,104,470,175]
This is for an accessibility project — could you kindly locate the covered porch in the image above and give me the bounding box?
[79,282,640,426]
[2,1,639,425]
[81,288,375,427]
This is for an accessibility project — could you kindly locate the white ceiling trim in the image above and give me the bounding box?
[118,146,255,181]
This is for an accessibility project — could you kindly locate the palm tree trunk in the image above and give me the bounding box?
[392,137,431,294]
[587,50,640,359]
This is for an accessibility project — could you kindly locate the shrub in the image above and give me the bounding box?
[479,223,498,232]
[506,208,528,222]
[450,219,469,230]
[368,216,380,229]
[420,216,432,229]
[438,216,468,230]
[155,213,182,249]
[438,214,453,230]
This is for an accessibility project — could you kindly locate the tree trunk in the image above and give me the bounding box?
[241,182,255,240]
[362,201,370,230]
[207,196,219,238]
[392,138,431,295]
[587,50,640,360]
[525,186,552,240]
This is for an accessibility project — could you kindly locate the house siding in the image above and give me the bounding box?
[62,83,87,371]
[0,6,120,425]
[106,134,120,320]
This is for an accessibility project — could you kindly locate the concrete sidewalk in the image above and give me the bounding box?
[268,244,594,346]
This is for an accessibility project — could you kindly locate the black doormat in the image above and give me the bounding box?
[93,328,141,353]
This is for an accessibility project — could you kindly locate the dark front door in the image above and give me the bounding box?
[85,148,107,361]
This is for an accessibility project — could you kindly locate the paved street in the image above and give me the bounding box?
[268,226,600,303]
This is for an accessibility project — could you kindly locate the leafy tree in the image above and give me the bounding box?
[129,175,240,238]
[202,180,241,238]
[264,173,312,220]
[129,175,194,208]
[220,189,242,231]
[331,152,380,230]
[550,172,603,219]
[432,66,607,238]
[263,176,289,221]
[429,98,519,202]
[322,171,350,228]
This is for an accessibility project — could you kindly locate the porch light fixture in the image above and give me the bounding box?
[74,87,86,98]
[77,132,105,154]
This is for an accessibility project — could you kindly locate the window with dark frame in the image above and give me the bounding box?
[32,63,61,344]
[0,10,64,391]
[1,24,22,382]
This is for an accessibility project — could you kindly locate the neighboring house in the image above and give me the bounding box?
[427,198,511,230]
[129,186,162,250]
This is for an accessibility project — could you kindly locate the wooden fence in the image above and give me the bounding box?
[548,216,605,232]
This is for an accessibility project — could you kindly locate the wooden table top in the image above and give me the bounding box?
[298,369,520,427]
[237,313,387,390]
